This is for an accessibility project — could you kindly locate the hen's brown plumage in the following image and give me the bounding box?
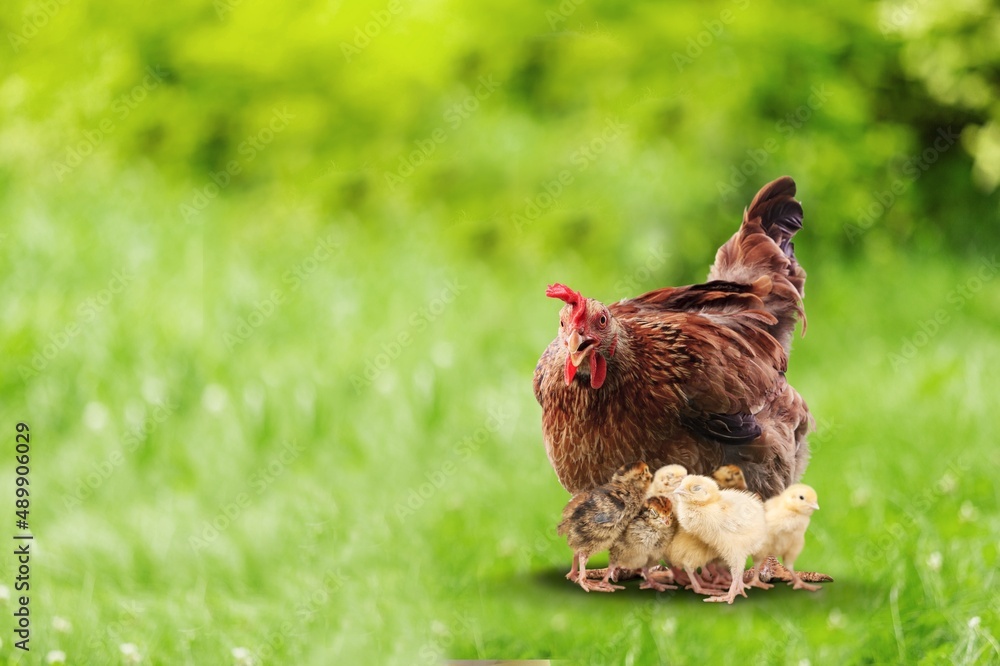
[535,177,812,499]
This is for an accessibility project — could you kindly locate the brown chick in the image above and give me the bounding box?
[671,475,767,604]
[647,464,688,499]
[750,483,821,591]
[712,464,748,491]
[557,461,652,592]
[608,496,678,592]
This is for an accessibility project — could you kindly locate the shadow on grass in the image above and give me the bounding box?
[524,565,883,609]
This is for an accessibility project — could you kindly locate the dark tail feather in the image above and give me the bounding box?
[708,176,807,351]
[745,175,804,283]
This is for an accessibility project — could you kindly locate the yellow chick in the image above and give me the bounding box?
[751,483,821,591]
[671,475,767,604]
[647,464,688,499]
[608,496,678,592]
[663,523,728,595]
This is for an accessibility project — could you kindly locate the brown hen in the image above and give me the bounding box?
[534,177,812,499]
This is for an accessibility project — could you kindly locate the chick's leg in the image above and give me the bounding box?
[684,567,728,595]
[566,553,581,582]
[574,554,623,592]
[705,565,748,604]
[639,567,678,592]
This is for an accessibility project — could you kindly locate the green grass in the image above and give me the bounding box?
[1,169,998,665]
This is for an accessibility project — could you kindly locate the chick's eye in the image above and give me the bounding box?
[692,485,702,492]
[799,495,804,500]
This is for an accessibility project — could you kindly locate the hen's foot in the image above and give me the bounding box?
[585,567,639,582]
[757,557,833,585]
[578,577,624,593]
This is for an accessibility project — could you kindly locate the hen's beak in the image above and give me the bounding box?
[567,329,596,368]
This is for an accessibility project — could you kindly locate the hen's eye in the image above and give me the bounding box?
[599,314,607,326]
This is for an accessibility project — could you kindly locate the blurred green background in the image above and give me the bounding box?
[2,0,999,663]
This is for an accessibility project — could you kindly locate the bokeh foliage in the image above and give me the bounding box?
[1,0,998,664]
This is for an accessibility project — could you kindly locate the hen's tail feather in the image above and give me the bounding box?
[708,176,806,352]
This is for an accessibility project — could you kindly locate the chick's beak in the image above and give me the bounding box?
[566,329,596,368]
[809,502,820,511]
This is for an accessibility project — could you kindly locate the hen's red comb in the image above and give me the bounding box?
[546,283,587,328]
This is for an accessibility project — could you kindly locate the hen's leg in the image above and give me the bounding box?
[787,560,821,592]
[745,560,774,590]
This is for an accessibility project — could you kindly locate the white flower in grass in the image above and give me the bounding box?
[959,501,978,522]
[53,616,72,632]
[232,646,255,665]
[969,616,981,629]
[0,585,9,603]
[926,551,943,572]
[827,608,846,629]
[120,642,142,663]
[46,650,67,664]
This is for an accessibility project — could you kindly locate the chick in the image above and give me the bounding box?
[712,464,748,491]
[557,461,652,592]
[608,496,678,592]
[704,464,754,583]
[647,464,688,499]
[663,524,729,595]
[750,483,821,591]
[671,475,767,604]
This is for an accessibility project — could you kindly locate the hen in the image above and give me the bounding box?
[534,177,812,499]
